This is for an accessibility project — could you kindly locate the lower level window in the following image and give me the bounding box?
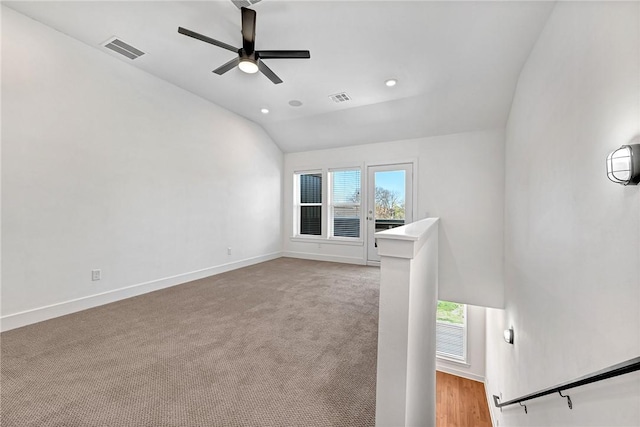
[436,301,467,362]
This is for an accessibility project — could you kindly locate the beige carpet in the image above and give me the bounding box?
[1,258,380,427]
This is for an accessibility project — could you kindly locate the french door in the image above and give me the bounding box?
[366,163,413,263]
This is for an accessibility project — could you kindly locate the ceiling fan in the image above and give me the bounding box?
[178,7,311,84]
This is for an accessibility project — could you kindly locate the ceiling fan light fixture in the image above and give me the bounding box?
[178,7,310,84]
[385,79,398,87]
[239,59,259,74]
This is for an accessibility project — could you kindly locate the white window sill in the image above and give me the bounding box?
[290,236,364,246]
[436,354,469,367]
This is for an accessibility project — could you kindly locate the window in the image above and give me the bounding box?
[294,167,363,242]
[436,301,467,362]
[297,172,322,236]
[330,169,361,238]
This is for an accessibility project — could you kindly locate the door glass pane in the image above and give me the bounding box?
[374,170,405,232]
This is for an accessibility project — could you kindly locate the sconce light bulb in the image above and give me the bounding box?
[504,327,514,344]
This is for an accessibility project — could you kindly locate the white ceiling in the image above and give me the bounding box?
[4,1,555,153]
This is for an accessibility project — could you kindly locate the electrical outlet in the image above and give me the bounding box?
[227,247,232,255]
[91,269,101,281]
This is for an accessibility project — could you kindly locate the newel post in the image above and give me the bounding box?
[374,218,439,427]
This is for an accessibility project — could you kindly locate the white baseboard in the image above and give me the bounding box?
[436,364,485,383]
[485,379,498,427]
[282,251,366,265]
[0,252,283,332]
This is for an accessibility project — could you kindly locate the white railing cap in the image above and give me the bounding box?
[375,218,439,242]
[375,218,439,259]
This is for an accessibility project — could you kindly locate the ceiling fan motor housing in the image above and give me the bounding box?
[240,50,257,61]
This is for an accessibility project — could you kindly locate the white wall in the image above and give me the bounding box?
[486,2,640,426]
[1,7,283,330]
[283,129,505,309]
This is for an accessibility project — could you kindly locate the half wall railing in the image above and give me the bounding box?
[374,218,439,427]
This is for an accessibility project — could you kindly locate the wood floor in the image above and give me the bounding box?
[436,371,493,427]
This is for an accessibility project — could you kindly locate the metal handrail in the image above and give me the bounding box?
[493,356,640,414]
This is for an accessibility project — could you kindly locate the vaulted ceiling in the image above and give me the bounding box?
[4,1,555,152]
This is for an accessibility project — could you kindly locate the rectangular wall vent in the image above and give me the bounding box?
[103,38,145,60]
[231,0,262,9]
[329,92,352,103]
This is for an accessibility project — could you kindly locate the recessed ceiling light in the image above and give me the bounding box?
[385,79,397,87]
[261,108,269,114]
[289,100,303,107]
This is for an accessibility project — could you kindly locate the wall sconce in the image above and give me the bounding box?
[504,327,514,344]
[607,144,640,185]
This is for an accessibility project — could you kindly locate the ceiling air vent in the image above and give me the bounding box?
[231,0,262,9]
[329,92,352,103]
[103,38,145,60]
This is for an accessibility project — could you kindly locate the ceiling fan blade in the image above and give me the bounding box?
[213,57,240,75]
[257,50,311,59]
[178,27,239,53]
[241,7,256,54]
[258,61,283,84]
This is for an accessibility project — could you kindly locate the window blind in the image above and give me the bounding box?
[436,322,465,360]
[299,173,322,236]
[331,170,361,238]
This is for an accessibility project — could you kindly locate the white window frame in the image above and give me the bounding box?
[328,167,362,241]
[294,170,324,238]
[436,303,468,364]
